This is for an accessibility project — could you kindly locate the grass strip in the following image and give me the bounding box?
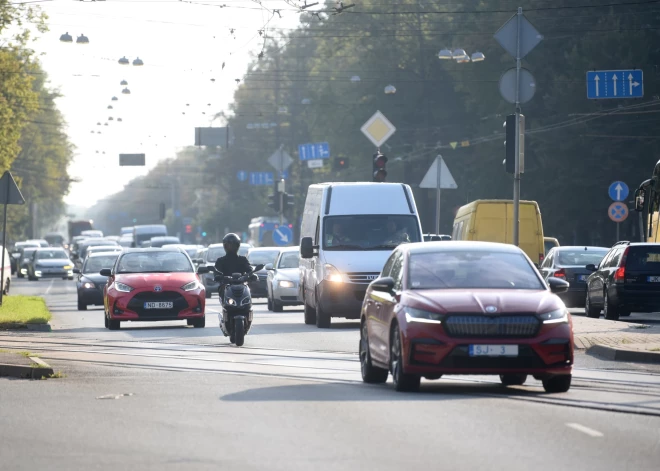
[0,296,51,326]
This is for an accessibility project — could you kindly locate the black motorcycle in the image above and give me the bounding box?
[214,264,263,347]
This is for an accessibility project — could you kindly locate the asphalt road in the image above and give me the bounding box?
[1,278,660,470]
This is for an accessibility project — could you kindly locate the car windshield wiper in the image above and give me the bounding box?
[325,244,364,250]
[369,244,398,250]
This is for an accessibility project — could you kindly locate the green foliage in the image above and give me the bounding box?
[0,295,51,326]
[88,0,660,245]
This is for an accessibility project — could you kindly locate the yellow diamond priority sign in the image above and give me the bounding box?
[361,111,396,148]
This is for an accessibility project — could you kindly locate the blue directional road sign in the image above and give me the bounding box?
[587,70,643,99]
[298,142,330,161]
[249,172,274,186]
[272,225,293,246]
[608,181,629,202]
[608,202,629,222]
[237,170,248,182]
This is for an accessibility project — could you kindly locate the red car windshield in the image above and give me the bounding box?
[409,250,543,290]
[116,252,193,274]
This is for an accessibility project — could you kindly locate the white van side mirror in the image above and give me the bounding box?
[300,237,318,259]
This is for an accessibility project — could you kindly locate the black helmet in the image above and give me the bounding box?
[222,233,241,256]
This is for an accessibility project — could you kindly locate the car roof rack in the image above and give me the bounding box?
[612,240,630,247]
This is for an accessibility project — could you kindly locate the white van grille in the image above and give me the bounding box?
[347,272,380,283]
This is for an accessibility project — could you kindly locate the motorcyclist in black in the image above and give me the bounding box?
[214,233,252,300]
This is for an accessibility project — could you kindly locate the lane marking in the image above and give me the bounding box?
[566,423,604,437]
[45,280,54,296]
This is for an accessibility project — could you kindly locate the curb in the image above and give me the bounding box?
[587,344,660,364]
[0,357,54,379]
[0,323,52,332]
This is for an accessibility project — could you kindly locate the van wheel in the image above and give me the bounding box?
[315,294,331,329]
[304,301,316,325]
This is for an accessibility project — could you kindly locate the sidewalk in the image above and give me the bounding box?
[573,315,660,363]
[0,351,54,379]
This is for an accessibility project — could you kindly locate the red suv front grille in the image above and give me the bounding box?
[444,315,540,338]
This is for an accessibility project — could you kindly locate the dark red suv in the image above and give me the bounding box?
[585,242,660,320]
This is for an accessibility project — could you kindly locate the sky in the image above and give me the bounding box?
[27,0,307,208]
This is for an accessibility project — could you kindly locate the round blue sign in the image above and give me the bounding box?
[608,181,629,202]
[272,226,293,246]
[237,170,248,182]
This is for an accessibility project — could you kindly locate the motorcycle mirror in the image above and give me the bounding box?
[254,264,265,272]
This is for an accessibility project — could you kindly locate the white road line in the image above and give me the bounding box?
[565,423,604,438]
[45,280,54,295]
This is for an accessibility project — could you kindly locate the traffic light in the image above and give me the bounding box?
[333,157,349,170]
[282,192,295,211]
[268,191,281,212]
[373,151,387,182]
[185,224,192,234]
[159,202,166,220]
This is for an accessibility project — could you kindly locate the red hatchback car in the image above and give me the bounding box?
[359,241,574,393]
[102,248,206,330]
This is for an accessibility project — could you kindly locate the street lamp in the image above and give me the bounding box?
[120,80,128,86]
[118,56,129,65]
[350,75,361,83]
[384,84,396,94]
[132,57,144,66]
[59,32,73,43]
[471,51,486,62]
[111,96,118,101]
[76,34,89,44]
[107,105,113,109]
[108,117,114,121]
[117,118,123,122]
[452,49,469,61]
[301,98,311,105]
[122,88,131,95]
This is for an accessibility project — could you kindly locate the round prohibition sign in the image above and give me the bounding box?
[608,202,629,222]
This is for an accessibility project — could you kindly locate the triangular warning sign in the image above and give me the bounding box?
[0,171,26,205]
[450,142,458,149]
[419,156,458,189]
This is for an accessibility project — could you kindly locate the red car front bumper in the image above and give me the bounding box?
[399,316,573,378]
[106,287,206,322]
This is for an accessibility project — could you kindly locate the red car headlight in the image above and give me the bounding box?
[181,281,202,291]
[114,282,134,293]
[405,307,444,324]
[538,308,568,324]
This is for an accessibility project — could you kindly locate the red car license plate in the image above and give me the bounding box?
[144,302,173,309]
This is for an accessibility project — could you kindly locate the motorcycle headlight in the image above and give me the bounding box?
[114,282,134,293]
[539,308,568,324]
[181,281,200,291]
[405,307,444,324]
[227,298,236,306]
[324,264,344,283]
[279,280,295,288]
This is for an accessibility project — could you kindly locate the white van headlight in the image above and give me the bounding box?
[324,264,344,283]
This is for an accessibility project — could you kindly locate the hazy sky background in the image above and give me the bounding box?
[29,0,305,207]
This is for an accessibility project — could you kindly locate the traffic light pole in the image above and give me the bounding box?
[512,9,522,248]
[278,179,285,225]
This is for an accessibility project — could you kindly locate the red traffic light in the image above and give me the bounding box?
[374,154,387,168]
[185,224,192,234]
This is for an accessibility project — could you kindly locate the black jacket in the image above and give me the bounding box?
[214,253,252,276]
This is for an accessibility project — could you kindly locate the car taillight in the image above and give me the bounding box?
[614,267,625,282]
[554,268,566,279]
[539,253,544,263]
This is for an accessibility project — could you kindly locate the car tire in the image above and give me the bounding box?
[108,318,121,330]
[77,299,87,311]
[17,271,23,279]
[360,321,388,384]
[315,295,331,329]
[500,374,527,386]
[542,374,571,393]
[104,314,109,328]
[390,324,420,392]
[619,310,631,317]
[191,317,205,328]
[585,293,601,318]
[273,300,283,312]
[304,300,316,325]
[267,294,273,311]
[3,279,9,295]
[603,291,619,321]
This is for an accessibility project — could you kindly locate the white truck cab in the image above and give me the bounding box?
[299,182,423,328]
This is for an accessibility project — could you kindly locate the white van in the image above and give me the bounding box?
[299,182,423,328]
[1,246,12,295]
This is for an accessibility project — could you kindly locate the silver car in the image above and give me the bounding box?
[266,247,302,312]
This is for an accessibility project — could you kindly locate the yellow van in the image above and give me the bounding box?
[452,199,545,265]
[544,237,560,255]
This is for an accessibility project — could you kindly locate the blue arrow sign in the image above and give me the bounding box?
[249,172,274,185]
[608,181,629,202]
[237,170,248,182]
[298,142,330,161]
[272,225,293,246]
[587,70,643,99]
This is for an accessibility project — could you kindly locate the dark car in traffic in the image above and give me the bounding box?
[359,241,573,393]
[246,247,281,298]
[74,252,120,310]
[17,246,39,278]
[540,246,609,307]
[585,242,660,320]
[26,248,74,281]
[11,241,39,274]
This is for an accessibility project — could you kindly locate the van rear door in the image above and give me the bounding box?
[515,203,544,264]
[474,203,507,243]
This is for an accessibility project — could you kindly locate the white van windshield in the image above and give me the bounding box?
[323,215,421,250]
